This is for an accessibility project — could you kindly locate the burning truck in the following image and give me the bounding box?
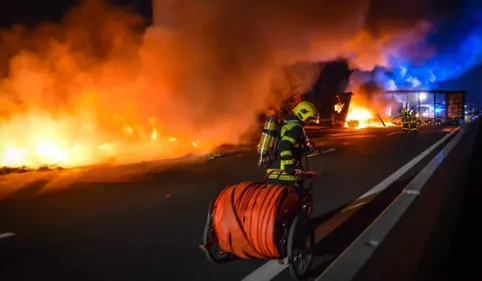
[375,90,466,126]
[332,90,466,129]
[324,92,393,129]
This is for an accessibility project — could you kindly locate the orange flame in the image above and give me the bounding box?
[0,112,206,168]
[345,103,393,129]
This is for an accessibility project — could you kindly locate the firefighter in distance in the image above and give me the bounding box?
[401,107,410,131]
[409,108,418,131]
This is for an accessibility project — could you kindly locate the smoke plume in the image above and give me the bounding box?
[0,0,433,167]
[146,0,432,133]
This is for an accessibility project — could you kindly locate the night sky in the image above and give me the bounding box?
[0,0,152,27]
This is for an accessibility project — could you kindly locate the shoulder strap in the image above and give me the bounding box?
[279,119,307,141]
[287,120,306,138]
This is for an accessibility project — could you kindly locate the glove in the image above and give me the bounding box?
[284,164,296,175]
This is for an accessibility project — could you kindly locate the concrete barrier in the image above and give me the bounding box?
[315,114,481,281]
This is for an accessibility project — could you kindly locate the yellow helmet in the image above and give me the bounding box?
[293,101,319,124]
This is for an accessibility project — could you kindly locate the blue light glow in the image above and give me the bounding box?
[371,4,482,92]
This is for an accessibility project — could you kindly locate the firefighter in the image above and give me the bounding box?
[409,108,418,131]
[401,107,410,131]
[266,101,319,187]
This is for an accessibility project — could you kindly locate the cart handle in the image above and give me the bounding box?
[263,169,319,182]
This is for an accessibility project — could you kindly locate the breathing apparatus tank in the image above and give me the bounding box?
[257,116,280,167]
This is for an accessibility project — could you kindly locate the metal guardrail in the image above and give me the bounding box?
[315,114,481,281]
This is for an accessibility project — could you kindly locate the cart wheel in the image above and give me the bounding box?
[199,203,233,264]
[287,214,315,280]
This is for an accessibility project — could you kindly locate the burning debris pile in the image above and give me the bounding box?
[344,70,398,129]
[0,1,221,170]
[345,102,394,129]
[0,165,64,175]
[0,112,206,169]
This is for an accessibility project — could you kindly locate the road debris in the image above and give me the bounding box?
[207,153,225,160]
[0,165,64,175]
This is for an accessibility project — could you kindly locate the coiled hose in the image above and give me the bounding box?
[212,181,300,259]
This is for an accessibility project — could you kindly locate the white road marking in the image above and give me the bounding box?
[307,148,336,158]
[386,132,400,136]
[327,133,352,137]
[322,148,336,154]
[359,127,460,200]
[316,125,468,281]
[0,232,15,239]
[307,151,320,158]
[239,128,459,281]
[339,134,377,139]
[240,259,288,281]
[342,201,368,212]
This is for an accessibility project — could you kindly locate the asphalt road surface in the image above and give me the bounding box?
[0,126,459,281]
